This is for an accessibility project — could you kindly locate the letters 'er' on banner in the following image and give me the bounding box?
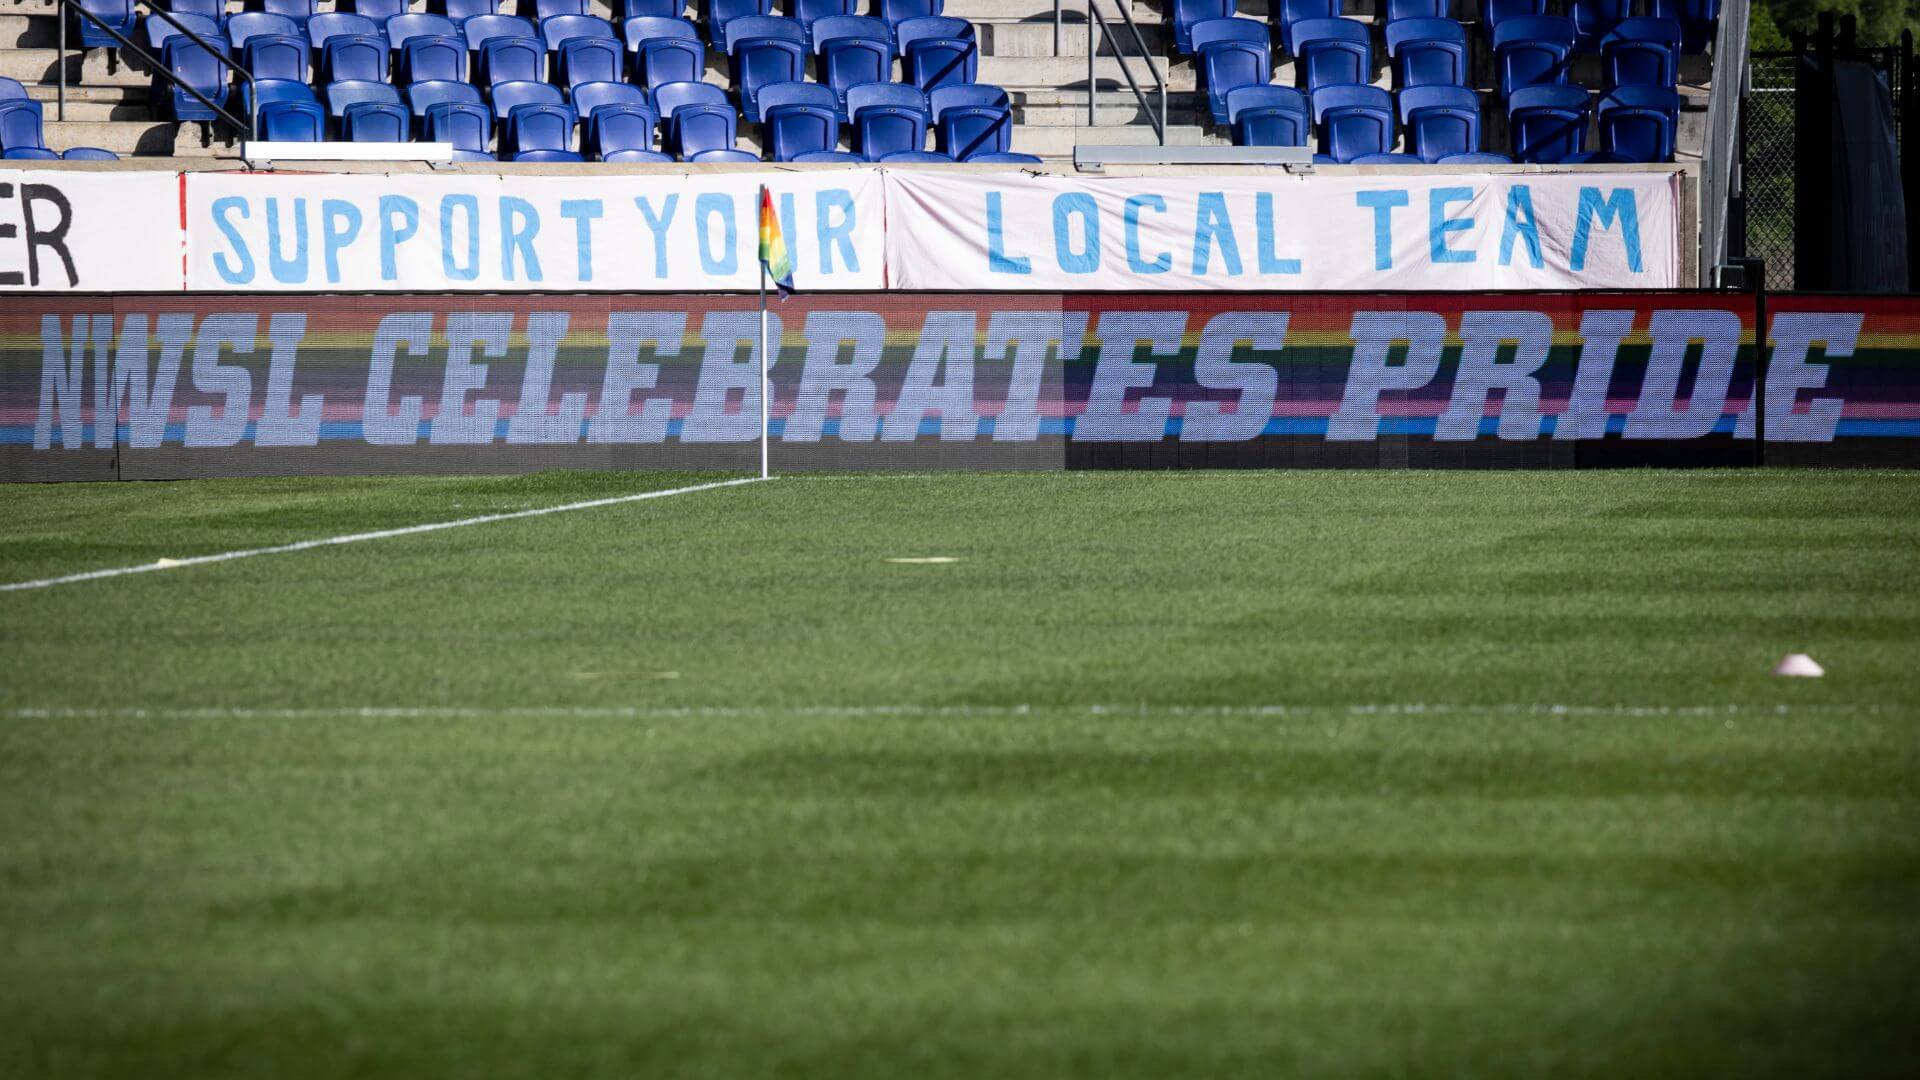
[881,170,1682,291]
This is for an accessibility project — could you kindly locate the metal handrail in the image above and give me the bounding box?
[56,0,255,140]
[1085,0,1166,144]
[1700,0,1750,285]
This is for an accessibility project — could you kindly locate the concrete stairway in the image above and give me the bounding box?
[10,0,1710,164]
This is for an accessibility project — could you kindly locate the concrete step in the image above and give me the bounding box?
[1010,119,1223,156]
[0,46,153,86]
[42,117,212,154]
[27,83,151,120]
[980,53,1197,90]
[1012,88,1209,127]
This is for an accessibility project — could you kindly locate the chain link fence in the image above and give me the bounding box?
[1744,53,1798,290]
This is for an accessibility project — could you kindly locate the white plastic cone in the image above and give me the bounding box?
[1772,653,1825,677]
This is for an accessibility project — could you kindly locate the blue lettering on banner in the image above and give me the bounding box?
[321,200,362,285]
[986,192,1030,275]
[1355,189,1409,271]
[440,194,480,282]
[560,199,602,282]
[500,197,542,282]
[1123,194,1170,274]
[1192,192,1242,276]
[1570,187,1643,273]
[816,188,859,275]
[1052,193,1101,275]
[378,195,419,282]
[1254,193,1302,276]
[266,197,308,284]
[634,193,678,279]
[211,196,254,285]
[694,192,737,275]
[1499,185,1543,268]
[1427,187,1475,264]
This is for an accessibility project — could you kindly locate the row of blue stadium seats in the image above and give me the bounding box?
[246,74,1038,162]
[1220,0,1719,55]
[1225,81,1674,162]
[0,79,122,158]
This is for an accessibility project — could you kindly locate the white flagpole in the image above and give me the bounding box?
[758,208,770,481]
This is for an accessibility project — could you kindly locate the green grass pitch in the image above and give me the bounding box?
[2,468,1917,1078]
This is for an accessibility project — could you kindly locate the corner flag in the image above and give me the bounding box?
[758,186,794,296]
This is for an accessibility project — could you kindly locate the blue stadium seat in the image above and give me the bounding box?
[325,79,401,122]
[1481,0,1548,39]
[1291,17,1367,93]
[145,12,223,54]
[685,147,756,160]
[541,14,617,55]
[1400,82,1479,161]
[0,100,45,151]
[426,98,494,156]
[167,0,226,22]
[1382,0,1451,21]
[728,16,806,121]
[1508,82,1588,162]
[1193,18,1271,125]
[759,80,840,160]
[251,0,317,26]
[897,15,976,92]
[846,80,927,160]
[1598,84,1677,161]
[307,12,381,51]
[603,148,673,161]
[879,149,953,162]
[1272,0,1335,56]
[1386,17,1465,89]
[406,78,482,133]
[812,16,891,115]
[70,0,138,51]
[400,34,466,83]
[343,0,408,24]
[1225,83,1309,147]
[387,13,459,54]
[708,0,775,48]
[163,36,231,122]
[507,101,578,157]
[622,0,688,18]
[787,0,857,32]
[345,99,410,140]
[557,35,622,90]
[1493,14,1574,100]
[1438,150,1512,163]
[792,149,863,161]
[627,18,706,91]
[875,0,941,42]
[225,12,300,52]
[244,76,318,129]
[244,33,309,82]
[1649,0,1718,53]
[1570,0,1629,51]
[1,146,57,159]
[491,77,563,123]
[572,80,648,121]
[1602,17,1681,89]
[433,0,499,24]
[1170,0,1232,55]
[322,33,389,84]
[929,82,1009,158]
[0,77,23,100]
[62,146,121,160]
[532,0,590,21]
[1350,152,1422,163]
[585,100,658,154]
[463,13,536,54]
[1312,82,1391,163]
[967,151,1042,164]
[654,79,737,155]
[480,36,543,84]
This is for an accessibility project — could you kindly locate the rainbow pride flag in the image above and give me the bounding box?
[758,186,794,296]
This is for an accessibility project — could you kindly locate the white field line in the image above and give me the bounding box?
[0,703,1890,722]
[0,476,771,594]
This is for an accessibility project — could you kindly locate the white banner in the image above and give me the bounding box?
[882,170,1680,291]
[0,170,183,292]
[184,170,886,292]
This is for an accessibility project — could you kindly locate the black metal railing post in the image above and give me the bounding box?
[55,0,256,140]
